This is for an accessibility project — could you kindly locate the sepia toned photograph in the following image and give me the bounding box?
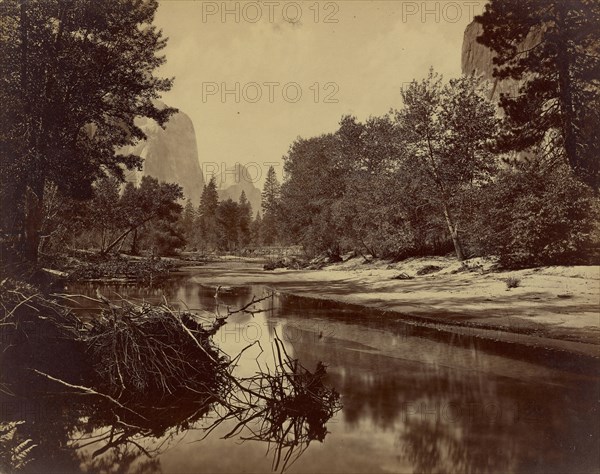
[0,0,599,473]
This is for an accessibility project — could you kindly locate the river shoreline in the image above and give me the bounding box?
[181,257,600,360]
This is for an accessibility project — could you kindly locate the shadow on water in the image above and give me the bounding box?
[1,275,599,473]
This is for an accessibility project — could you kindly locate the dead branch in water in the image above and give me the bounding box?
[214,330,342,472]
[214,286,275,318]
[85,297,230,398]
[31,369,148,421]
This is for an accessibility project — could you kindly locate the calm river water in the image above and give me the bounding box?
[4,269,599,473]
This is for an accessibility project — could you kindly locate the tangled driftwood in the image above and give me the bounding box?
[1,281,341,472]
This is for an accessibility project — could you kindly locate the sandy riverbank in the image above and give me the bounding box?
[184,256,600,358]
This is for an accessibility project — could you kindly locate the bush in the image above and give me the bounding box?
[505,276,521,289]
[474,162,599,268]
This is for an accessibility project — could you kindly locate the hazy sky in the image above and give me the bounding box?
[155,0,485,184]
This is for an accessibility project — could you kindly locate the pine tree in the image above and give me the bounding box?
[197,177,219,250]
[216,199,239,251]
[261,166,281,215]
[475,0,600,187]
[180,199,196,247]
[238,190,252,248]
[261,166,281,245]
[251,211,263,247]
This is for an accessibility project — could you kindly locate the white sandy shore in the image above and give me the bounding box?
[184,256,600,357]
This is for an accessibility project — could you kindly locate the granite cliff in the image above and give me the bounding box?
[212,163,262,215]
[461,20,543,104]
[120,107,205,204]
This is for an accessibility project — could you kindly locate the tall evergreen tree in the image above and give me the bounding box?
[475,0,600,187]
[197,177,219,250]
[216,199,239,251]
[238,190,252,247]
[180,198,196,247]
[261,166,281,215]
[251,211,263,247]
[261,166,281,245]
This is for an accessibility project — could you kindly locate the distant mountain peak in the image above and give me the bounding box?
[208,163,262,213]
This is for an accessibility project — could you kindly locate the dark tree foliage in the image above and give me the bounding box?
[146,219,186,256]
[197,177,219,250]
[238,190,252,247]
[261,166,282,246]
[104,176,183,255]
[279,134,348,257]
[473,161,598,267]
[179,198,196,248]
[475,0,600,187]
[251,211,263,247]
[334,115,415,259]
[216,198,239,251]
[0,0,175,261]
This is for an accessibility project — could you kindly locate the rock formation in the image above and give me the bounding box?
[120,106,205,204]
[211,163,262,214]
[461,20,543,104]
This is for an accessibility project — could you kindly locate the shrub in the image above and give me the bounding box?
[473,162,598,268]
[505,276,521,289]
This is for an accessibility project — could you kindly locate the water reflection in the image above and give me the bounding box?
[2,275,599,473]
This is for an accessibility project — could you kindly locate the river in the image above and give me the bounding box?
[3,267,599,473]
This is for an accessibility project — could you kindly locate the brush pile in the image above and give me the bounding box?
[86,300,230,399]
[1,278,230,403]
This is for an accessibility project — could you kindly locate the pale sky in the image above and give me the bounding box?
[155,0,485,185]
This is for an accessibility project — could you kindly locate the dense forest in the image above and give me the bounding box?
[270,69,598,268]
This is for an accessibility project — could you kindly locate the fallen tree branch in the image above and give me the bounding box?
[31,369,148,421]
[226,292,274,316]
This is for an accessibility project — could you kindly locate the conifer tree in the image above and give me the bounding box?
[475,0,600,187]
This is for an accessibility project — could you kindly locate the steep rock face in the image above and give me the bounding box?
[121,109,205,204]
[211,163,262,214]
[461,20,543,104]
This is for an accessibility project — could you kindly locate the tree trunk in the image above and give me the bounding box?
[130,228,139,255]
[102,215,155,255]
[102,227,133,256]
[555,3,579,179]
[23,184,44,263]
[442,204,465,261]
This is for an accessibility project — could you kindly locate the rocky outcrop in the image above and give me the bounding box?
[461,20,543,104]
[119,108,262,211]
[120,107,205,204]
[212,163,262,214]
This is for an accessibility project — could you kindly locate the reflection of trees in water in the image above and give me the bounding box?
[396,403,520,474]
[1,333,340,474]
[285,323,599,474]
